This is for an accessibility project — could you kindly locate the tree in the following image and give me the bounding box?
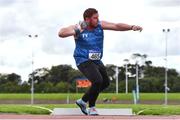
[0,74,8,84]
[0,73,22,93]
[7,73,22,85]
[0,73,21,85]
[35,82,54,93]
[20,81,30,93]
[55,82,68,93]
[28,68,49,84]
[48,65,73,85]
[172,76,180,92]
[105,64,116,81]
[145,60,152,67]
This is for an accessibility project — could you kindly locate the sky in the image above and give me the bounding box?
[0,0,180,81]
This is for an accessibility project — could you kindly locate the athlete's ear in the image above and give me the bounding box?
[85,17,90,23]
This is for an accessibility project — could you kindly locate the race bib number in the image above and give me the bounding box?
[88,51,101,60]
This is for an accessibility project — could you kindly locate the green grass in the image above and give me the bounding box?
[0,93,180,115]
[0,104,180,115]
[0,93,180,100]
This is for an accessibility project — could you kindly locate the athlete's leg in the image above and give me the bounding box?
[98,63,110,92]
[78,61,103,107]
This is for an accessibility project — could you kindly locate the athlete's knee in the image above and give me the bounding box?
[100,79,110,91]
[90,80,102,94]
[94,79,103,86]
[92,78,103,90]
[105,80,110,88]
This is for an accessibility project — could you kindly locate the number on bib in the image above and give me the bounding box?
[89,52,101,60]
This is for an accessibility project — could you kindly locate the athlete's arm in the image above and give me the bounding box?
[58,25,77,38]
[101,20,142,32]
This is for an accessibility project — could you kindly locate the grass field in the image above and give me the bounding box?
[0,104,180,115]
[0,93,180,115]
[0,93,180,100]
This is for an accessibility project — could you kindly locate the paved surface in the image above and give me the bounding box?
[0,115,180,120]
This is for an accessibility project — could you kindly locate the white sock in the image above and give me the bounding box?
[90,106,95,109]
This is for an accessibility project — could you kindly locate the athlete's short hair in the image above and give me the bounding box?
[83,8,98,20]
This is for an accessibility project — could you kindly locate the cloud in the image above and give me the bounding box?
[0,0,180,81]
[0,0,40,41]
[0,0,16,7]
[104,23,180,58]
[0,11,28,38]
[166,29,180,55]
[145,0,180,7]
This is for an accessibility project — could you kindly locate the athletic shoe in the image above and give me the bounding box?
[76,99,88,115]
[88,107,99,116]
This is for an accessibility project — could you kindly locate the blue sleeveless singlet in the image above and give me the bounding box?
[73,23,104,66]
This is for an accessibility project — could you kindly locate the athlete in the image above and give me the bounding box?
[58,8,143,115]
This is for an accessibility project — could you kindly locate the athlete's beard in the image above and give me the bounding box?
[89,22,98,28]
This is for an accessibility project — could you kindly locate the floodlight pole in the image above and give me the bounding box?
[115,66,119,94]
[28,34,38,105]
[124,59,129,94]
[162,29,170,105]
